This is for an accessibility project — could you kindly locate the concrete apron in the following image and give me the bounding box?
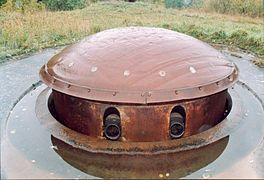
[0,48,263,179]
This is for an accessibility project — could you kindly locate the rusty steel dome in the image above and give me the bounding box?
[40,27,238,104]
[39,27,238,143]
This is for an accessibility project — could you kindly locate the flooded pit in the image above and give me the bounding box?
[1,27,263,178]
[1,81,264,179]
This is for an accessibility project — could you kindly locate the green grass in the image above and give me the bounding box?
[0,1,263,66]
[201,0,264,18]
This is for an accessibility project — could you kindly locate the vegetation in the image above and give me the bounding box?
[0,0,6,6]
[42,0,87,11]
[165,0,193,8]
[164,0,263,17]
[202,0,263,17]
[0,1,263,66]
[0,0,44,12]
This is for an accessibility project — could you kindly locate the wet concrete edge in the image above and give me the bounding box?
[0,48,263,177]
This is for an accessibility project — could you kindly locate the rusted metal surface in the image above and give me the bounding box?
[36,87,241,155]
[39,27,238,143]
[51,89,228,142]
[40,27,238,104]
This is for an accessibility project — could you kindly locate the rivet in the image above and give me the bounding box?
[189,66,196,74]
[159,70,166,77]
[228,75,233,81]
[91,66,98,72]
[67,84,71,88]
[87,88,91,93]
[51,79,56,83]
[68,62,74,67]
[148,92,151,97]
[175,90,178,95]
[198,87,202,90]
[112,92,117,96]
[124,70,130,77]
[216,82,220,85]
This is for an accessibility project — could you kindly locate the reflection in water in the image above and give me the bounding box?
[51,135,229,179]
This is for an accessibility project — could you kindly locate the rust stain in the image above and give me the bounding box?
[51,90,228,142]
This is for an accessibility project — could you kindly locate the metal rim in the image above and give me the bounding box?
[104,124,121,140]
[40,64,238,104]
[170,121,185,139]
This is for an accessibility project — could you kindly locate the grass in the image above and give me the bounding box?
[0,1,263,66]
[201,0,264,18]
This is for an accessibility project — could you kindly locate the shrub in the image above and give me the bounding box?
[42,0,87,11]
[165,0,194,8]
[0,0,7,6]
[0,0,44,12]
[164,0,204,8]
